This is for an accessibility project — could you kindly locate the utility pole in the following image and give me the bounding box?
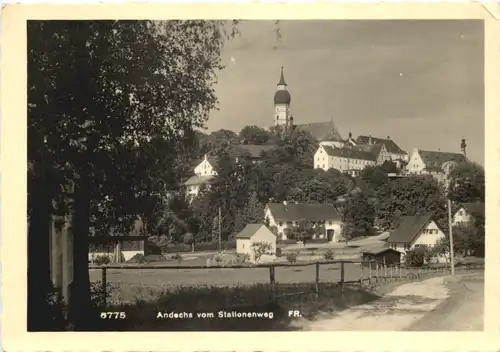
[218,207,222,253]
[448,198,455,275]
[445,161,456,276]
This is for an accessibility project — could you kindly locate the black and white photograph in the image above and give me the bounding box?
[20,14,488,335]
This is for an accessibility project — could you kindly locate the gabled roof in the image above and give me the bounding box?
[193,154,219,170]
[320,145,377,162]
[235,224,272,239]
[295,120,344,142]
[183,175,216,186]
[352,144,384,158]
[234,144,277,159]
[356,135,406,155]
[387,214,435,244]
[458,202,485,218]
[418,150,469,172]
[266,203,341,222]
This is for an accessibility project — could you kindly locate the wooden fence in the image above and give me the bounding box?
[93,260,484,306]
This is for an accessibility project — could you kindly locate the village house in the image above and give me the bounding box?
[264,202,342,242]
[387,214,447,263]
[183,154,218,198]
[406,139,469,184]
[452,201,485,226]
[235,223,277,263]
[313,144,377,176]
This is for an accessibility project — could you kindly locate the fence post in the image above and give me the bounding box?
[102,267,107,306]
[368,262,372,285]
[340,261,345,292]
[360,262,364,286]
[315,262,320,297]
[269,266,276,302]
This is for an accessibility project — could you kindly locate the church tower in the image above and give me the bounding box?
[273,66,292,126]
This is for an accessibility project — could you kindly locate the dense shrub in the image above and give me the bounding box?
[174,253,183,263]
[286,252,298,263]
[90,281,116,308]
[404,247,427,267]
[93,254,112,265]
[309,238,329,244]
[323,249,335,260]
[277,239,298,245]
[162,240,236,253]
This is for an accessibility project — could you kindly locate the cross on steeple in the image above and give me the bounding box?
[278,66,287,86]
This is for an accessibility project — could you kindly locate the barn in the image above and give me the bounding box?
[361,247,402,267]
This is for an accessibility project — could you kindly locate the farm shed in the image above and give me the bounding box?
[235,224,277,263]
[362,248,402,268]
[88,235,147,263]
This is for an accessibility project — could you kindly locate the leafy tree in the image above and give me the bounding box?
[380,161,399,174]
[375,175,448,231]
[234,192,264,232]
[286,252,298,263]
[28,20,234,330]
[239,125,271,145]
[361,166,388,190]
[404,248,426,267]
[341,191,375,245]
[251,241,274,263]
[288,179,338,204]
[448,162,485,203]
[440,221,485,258]
[183,232,196,252]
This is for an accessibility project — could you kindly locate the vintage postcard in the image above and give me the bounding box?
[2,2,500,351]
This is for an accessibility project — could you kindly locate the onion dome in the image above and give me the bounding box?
[273,66,291,105]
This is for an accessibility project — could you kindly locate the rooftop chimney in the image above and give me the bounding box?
[461,138,467,157]
[387,136,390,140]
[368,135,372,145]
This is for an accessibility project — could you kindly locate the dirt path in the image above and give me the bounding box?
[407,273,484,331]
[293,276,450,331]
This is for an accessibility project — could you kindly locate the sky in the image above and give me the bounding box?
[207,20,484,165]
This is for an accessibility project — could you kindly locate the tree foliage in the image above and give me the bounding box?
[239,125,271,145]
[250,241,273,263]
[28,20,234,330]
[374,175,448,231]
[341,191,375,245]
[448,162,485,203]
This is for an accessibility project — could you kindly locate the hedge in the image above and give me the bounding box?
[161,240,236,253]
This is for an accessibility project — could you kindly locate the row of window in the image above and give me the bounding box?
[422,229,439,235]
[390,243,432,251]
[278,221,334,226]
[390,243,412,251]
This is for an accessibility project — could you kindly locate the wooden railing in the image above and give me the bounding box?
[92,260,484,306]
